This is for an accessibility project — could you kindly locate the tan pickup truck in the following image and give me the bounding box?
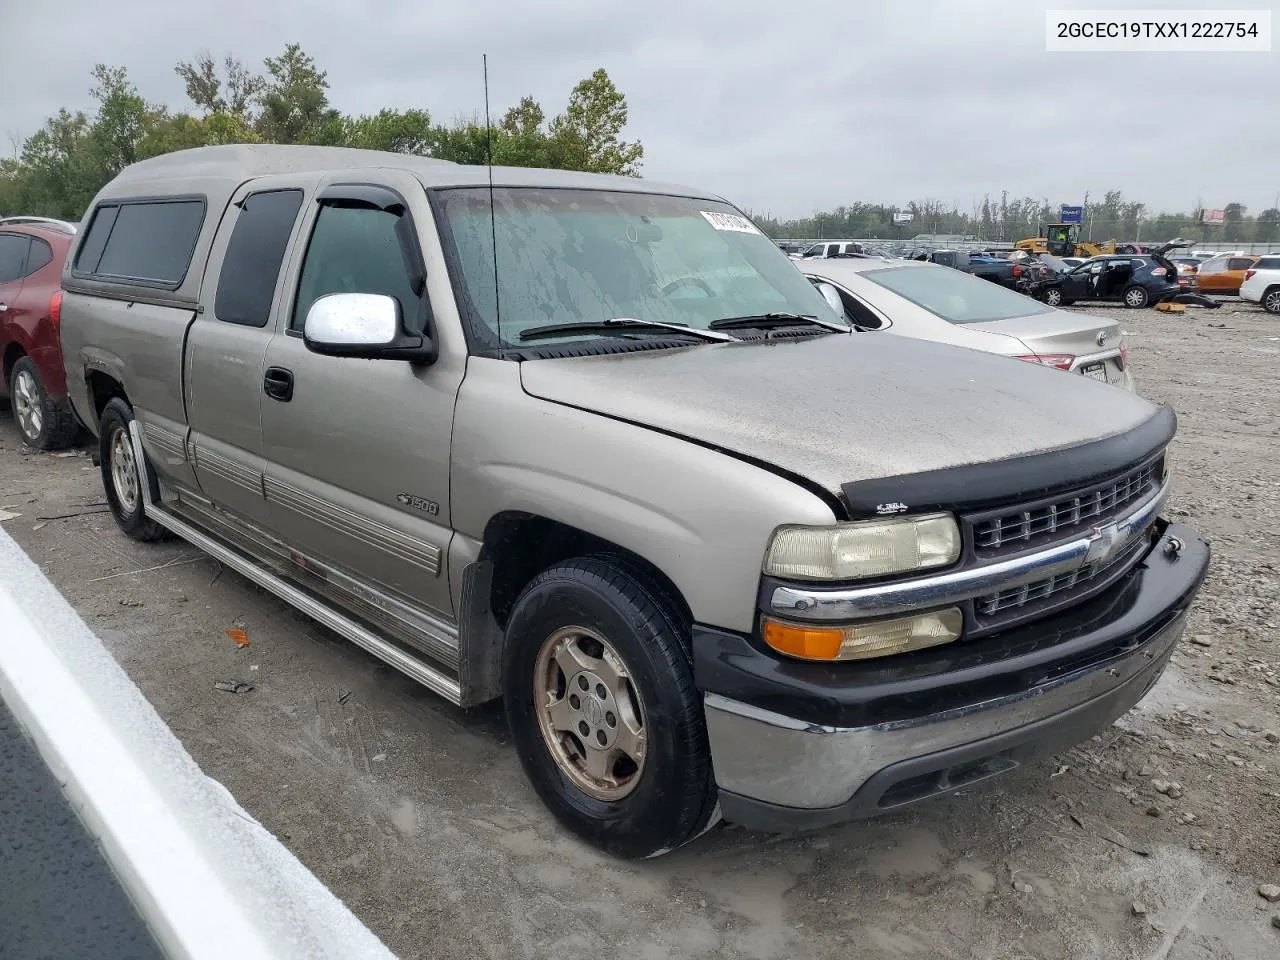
[59,145,1208,857]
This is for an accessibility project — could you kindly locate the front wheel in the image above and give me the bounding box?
[98,398,171,542]
[1042,287,1064,307]
[502,556,718,858]
[1123,285,1150,308]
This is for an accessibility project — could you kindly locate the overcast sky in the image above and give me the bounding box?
[2,0,1276,218]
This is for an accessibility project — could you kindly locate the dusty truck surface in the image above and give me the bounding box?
[59,145,1209,858]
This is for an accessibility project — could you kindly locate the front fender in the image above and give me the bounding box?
[450,359,836,633]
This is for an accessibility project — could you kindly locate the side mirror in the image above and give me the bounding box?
[303,292,435,363]
[813,281,845,317]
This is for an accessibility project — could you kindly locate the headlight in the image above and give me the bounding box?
[764,513,961,581]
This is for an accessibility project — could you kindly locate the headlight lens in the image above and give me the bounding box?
[762,608,964,661]
[764,513,961,581]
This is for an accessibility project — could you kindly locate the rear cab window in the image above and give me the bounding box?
[214,190,304,327]
[75,199,205,287]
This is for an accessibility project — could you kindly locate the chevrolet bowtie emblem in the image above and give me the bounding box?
[1084,520,1123,564]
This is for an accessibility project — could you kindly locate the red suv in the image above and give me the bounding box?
[1,217,81,448]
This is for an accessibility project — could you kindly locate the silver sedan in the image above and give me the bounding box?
[799,258,1135,391]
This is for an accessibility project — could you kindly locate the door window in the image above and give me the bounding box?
[1200,256,1228,273]
[292,204,417,331]
[1227,257,1254,271]
[214,190,304,327]
[0,234,30,284]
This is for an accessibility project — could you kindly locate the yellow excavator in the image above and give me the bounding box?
[1015,223,1117,258]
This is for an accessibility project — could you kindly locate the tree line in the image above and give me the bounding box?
[0,44,644,220]
[753,190,1280,245]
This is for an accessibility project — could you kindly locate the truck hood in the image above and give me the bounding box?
[518,333,1161,497]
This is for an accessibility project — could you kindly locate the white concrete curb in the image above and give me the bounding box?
[0,529,398,960]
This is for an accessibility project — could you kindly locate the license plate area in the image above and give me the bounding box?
[1081,362,1108,382]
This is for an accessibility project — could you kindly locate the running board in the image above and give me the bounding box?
[127,421,463,706]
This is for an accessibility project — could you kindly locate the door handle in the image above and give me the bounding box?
[263,366,294,402]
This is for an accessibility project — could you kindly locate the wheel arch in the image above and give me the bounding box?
[455,510,695,708]
[86,370,130,427]
[2,341,26,390]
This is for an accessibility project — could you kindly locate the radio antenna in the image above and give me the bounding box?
[483,54,502,345]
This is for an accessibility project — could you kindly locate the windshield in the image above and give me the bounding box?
[433,187,843,348]
[858,263,1052,323]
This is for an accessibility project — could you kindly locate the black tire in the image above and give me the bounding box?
[502,555,718,859]
[1263,286,1280,315]
[8,356,79,450]
[1122,284,1150,309]
[98,398,171,542]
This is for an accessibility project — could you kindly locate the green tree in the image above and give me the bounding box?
[1255,208,1280,244]
[548,69,643,176]
[174,52,265,119]
[256,44,341,145]
[84,65,155,177]
[1223,202,1248,242]
[13,109,97,218]
[342,109,434,155]
[137,111,260,160]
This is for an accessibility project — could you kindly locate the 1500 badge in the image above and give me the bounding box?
[397,494,439,515]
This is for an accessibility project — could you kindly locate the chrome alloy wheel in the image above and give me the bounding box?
[12,368,42,441]
[109,426,140,513]
[533,626,647,801]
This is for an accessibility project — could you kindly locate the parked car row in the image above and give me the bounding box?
[797,256,1134,390]
[2,146,1211,862]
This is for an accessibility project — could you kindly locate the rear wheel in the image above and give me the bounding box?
[98,398,171,542]
[1263,286,1280,315]
[1123,285,1150,309]
[502,555,718,859]
[9,357,79,450]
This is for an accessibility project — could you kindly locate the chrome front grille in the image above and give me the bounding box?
[976,536,1147,618]
[972,457,1163,556]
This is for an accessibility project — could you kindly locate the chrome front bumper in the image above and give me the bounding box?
[700,523,1209,832]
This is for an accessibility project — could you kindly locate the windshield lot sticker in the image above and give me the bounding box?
[700,211,762,234]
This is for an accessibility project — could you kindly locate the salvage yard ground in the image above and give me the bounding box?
[2,302,1278,960]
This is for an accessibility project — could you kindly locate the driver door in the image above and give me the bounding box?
[258,172,464,620]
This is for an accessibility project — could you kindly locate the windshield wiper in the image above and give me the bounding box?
[707,312,850,333]
[518,317,736,343]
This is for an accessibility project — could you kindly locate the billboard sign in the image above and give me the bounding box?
[1060,205,1085,224]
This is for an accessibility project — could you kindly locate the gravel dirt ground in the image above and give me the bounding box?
[2,299,1277,960]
